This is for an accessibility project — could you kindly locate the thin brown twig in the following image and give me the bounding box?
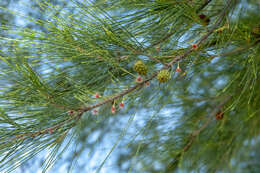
[81,72,158,112]
[186,95,232,148]
[166,95,232,171]
[14,112,83,140]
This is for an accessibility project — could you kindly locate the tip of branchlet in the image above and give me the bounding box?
[112,105,116,114]
[192,44,198,49]
[119,102,124,109]
[95,93,100,98]
[48,129,53,134]
[92,109,99,115]
[176,67,181,73]
[68,110,74,115]
[136,76,143,83]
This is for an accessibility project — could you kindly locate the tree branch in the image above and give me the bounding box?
[15,0,231,139]
[166,95,232,171]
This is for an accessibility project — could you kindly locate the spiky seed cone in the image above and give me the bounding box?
[157,70,171,83]
[134,60,148,75]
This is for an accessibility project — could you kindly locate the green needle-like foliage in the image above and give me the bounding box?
[0,0,260,172]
